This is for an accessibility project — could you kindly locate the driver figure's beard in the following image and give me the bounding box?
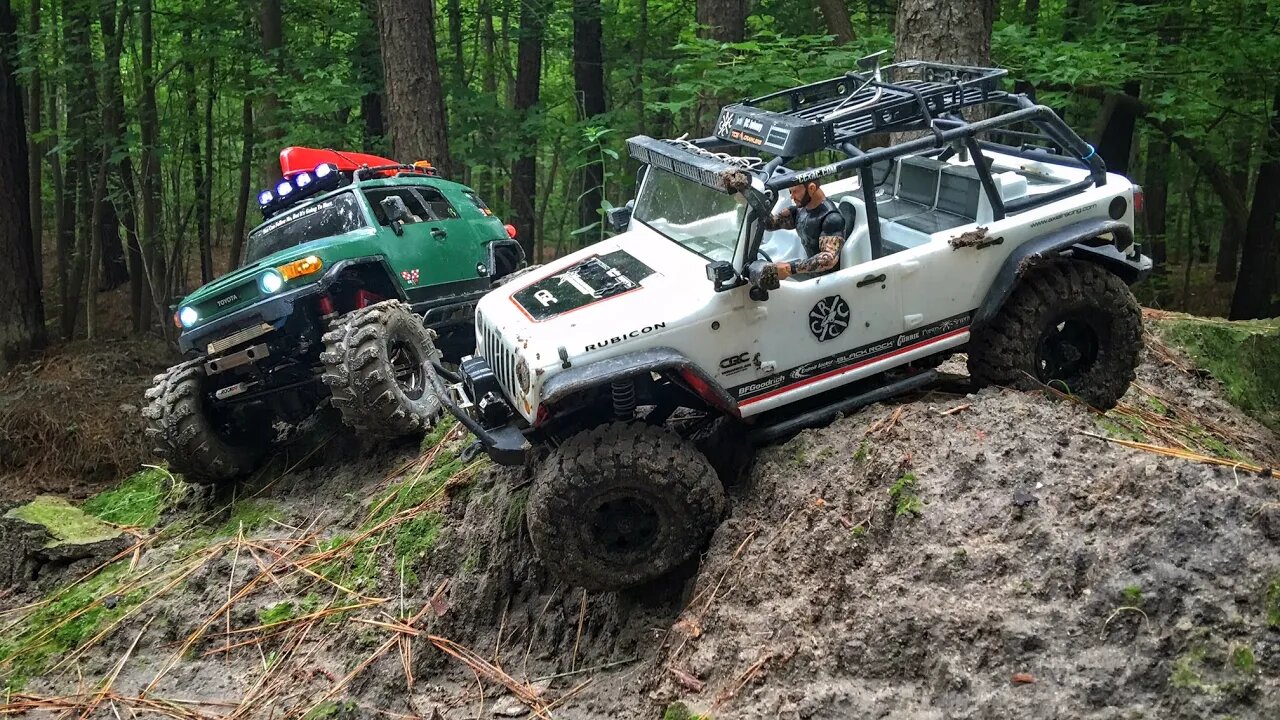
[798,188,812,208]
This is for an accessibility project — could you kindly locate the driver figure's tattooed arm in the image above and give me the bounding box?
[791,234,844,274]
[761,207,797,231]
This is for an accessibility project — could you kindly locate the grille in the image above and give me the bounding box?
[207,322,275,355]
[480,318,521,403]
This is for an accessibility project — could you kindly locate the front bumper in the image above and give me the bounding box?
[178,283,319,354]
[431,355,530,466]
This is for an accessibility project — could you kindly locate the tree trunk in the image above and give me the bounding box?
[0,0,47,369]
[202,58,215,275]
[511,0,546,260]
[1092,81,1140,176]
[25,0,41,293]
[376,0,452,172]
[816,0,855,44]
[1024,0,1040,26]
[1214,133,1251,282]
[696,0,747,41]
[99,0,144,330]
[260,0,284,184]
[447,0,463,87]
[185,40,212,284]
[895,0,995,66]
[230,96,254,268]
[1144,135,1171,269]
[60,0,96,339]
[633,0,647,135]
[140,0,162,332]
[356,0,385,154]
[1229,88,1280,320]
[573,0,606,232]
[86,150,110,339]
[98,0,132,294]
[1063,0,1097,41]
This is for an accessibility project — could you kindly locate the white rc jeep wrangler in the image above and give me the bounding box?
[433,59,1153,591]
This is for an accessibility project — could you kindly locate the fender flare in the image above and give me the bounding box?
[972,219,1148,328]
[323,256,409,301]
[540,347,737,413]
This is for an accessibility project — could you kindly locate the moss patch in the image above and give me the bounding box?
[889,473,923,517]
[662,701,711,720]
[218,499,281,535]
[1155,315,1280,433]
[6,496,121,548]
[82,467,175,528]
[0,562,136,690]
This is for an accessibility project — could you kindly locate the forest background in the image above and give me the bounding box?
[0,0,1277,371]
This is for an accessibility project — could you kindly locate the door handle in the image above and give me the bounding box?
[857,273,887,288]
[431,227,447,240]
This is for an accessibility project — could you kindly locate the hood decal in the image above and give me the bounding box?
[511,250,656,322]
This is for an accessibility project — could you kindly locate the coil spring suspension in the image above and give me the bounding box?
[611,379,637,420]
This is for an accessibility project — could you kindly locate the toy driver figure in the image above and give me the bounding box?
[747,181,846,290]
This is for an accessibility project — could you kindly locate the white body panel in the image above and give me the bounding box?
[474,148,1139,425]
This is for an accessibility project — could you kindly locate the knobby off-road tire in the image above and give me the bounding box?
[321,300,443,437]
[968,259,1142,410]
[527,422,727,591]
[143,360,269,484]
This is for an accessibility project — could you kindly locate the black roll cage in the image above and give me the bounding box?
[625,60,1107,270]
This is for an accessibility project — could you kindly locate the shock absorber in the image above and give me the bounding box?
[611,379,636,420]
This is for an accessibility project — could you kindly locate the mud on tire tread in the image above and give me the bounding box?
[968,259,1142,410]
[527,422,726,591]
[320,300,443,437]
[142,360,267,484]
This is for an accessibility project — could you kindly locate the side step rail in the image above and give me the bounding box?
[748,370,938,445]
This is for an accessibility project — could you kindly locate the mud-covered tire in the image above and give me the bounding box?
[527,422,727,591]
[968,259,1142,410]
[320,300,443,436]
[142,360,268,484]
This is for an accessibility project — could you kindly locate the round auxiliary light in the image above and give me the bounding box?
[515,357,531,393]
[259,269,285,294]
[257,190,274,207]
[295,172,313,189]
[179,306,199,328]
[315,163,334,179]
[275,181,293,198]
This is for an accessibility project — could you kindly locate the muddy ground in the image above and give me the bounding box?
[2,334,1278,719]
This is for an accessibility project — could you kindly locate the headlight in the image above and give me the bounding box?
[259,269,285,294]
[179,306,199,328]
[515,357,531,393]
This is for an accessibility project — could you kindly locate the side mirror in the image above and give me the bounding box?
[606,200,634,232]
[704,260,739,293]
[380,196,411,235]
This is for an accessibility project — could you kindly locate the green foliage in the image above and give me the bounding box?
[1121,585,1144,608]
[889,473,923,517]
[82,468,176,528]
[258,601,297,626]
[853,439,871,463]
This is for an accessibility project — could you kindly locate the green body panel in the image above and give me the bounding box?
[179,176,508,333]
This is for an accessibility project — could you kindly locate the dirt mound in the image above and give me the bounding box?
[0,337,177,501]
[2,340,1278,719]
[655,358,1280,718]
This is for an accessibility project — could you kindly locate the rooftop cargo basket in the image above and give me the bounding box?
[714,61,1008,157]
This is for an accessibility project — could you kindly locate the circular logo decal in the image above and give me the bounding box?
[809,295,850,342]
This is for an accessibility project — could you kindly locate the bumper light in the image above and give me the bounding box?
[179,306,199,328]
[278,255,323,281]
[259,269,285,294]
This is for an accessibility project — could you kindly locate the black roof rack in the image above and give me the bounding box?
[714,61,1007,157]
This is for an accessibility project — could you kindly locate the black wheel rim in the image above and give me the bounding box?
[388,337,427,401]
[1036,313,1101,389]
[589,496,661,559]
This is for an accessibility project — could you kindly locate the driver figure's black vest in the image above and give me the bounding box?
[794,198,845,274]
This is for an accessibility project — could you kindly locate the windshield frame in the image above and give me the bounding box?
[243,190,369,266]
[632,167,750,265]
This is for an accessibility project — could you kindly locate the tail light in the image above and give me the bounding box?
[1133,185,1144,216]
[505,224,518,239]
